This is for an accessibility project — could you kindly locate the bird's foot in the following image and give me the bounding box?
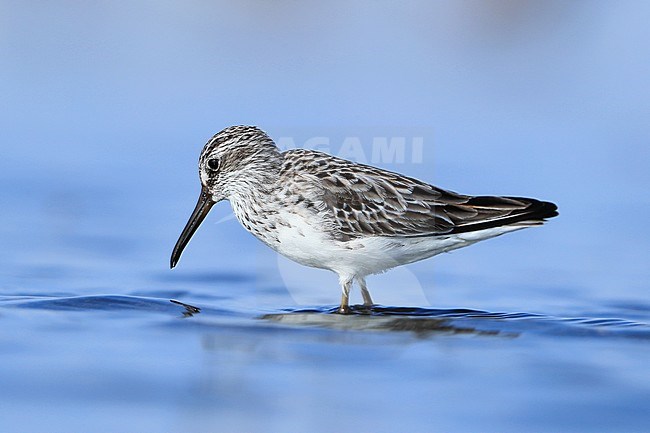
[337,305,351,315]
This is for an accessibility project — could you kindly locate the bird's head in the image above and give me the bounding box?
[170,125,280,268]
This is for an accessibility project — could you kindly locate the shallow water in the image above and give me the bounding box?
[2,284,650,433]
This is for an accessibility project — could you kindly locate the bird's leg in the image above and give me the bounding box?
[338,278,352,314]
[357,277,374,307]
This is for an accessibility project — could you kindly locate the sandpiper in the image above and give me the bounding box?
[171,126,558,313]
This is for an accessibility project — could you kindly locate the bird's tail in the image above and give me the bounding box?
[449,196,558,234]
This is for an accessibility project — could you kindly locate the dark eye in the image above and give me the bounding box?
[206,158,220,171]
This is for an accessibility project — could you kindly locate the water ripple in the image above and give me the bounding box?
[1,295,649,339]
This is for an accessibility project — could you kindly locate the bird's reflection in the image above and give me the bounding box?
[170,299,201,317]
[263,305,519,337]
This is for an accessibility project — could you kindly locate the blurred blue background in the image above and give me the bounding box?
[1,2,649,432]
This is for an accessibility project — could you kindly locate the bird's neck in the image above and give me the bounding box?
[227,153,284,233]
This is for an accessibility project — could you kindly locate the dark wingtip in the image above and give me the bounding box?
[450,196,559,234]
[526,199,559,220]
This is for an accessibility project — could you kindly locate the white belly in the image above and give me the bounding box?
[237,204,524,279]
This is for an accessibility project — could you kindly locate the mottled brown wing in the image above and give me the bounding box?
[283,150,558,239]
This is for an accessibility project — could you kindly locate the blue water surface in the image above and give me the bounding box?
[1,2,650,432]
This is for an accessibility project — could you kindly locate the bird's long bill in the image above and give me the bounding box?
[170,187,215,269]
